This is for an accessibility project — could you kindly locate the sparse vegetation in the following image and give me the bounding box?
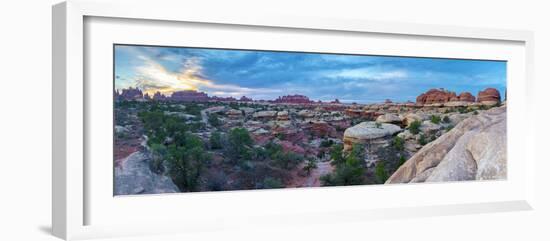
[321,144,366,186]
[208,113,222,127]
[209,131,223,149]
[418,134,428,145]
[409,120,421,134]
[392,136,405,151]
[374,161,389,183]
[430,115,441,124]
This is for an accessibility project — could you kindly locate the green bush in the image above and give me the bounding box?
[303,159,318,175]
[209,131,223,149]
[408,120,421,134]
[262,177,284,189]
[321,144,366,186]
[226,128,253,162]
[430,115,441,124]
[320,139,334,148]
[271,151,304,170]
[442,115,450,123]
[149,143,167,174]
[166,134,210,192]
[329,143,345,165]
[392,136,405,151]
[418,134,427,145]
[374,161,389,183]
[398,155,406,167]
[208,113,221,127]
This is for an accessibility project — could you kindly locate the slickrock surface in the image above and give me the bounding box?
[114,151,179,195]
[386,106,506,183]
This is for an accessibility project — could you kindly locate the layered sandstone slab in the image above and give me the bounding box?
[386,106,506,183]
[375,113,403,125]
[343,122,402,152]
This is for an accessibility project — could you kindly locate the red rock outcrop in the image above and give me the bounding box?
[477,88,501,104]
[458,92,476,102]
[310,121,337,138]
[416,89,456,104]
[273,95,312,104]
[416,89,476,105]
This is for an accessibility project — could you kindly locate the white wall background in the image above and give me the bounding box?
[0,0,548,240]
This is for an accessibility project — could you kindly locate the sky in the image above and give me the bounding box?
[114,44,506,104]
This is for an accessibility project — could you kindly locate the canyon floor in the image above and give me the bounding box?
[113,94,506,194]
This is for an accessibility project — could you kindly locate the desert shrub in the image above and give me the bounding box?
[392,136,405,151]
[320,139,334,148]
[149,143,168,174]
[321,144,366,186]
[329,143,345,165]
[374,161,389,183]
[398,155,407,167]
[209,131,223,149]
[430,115,441,124]
[408,120,421,134]
[445,125,454,132]
[418,134,427,145]
[265,141,283,158]
[208,113,221,127]
[303,159,318,175]
[442,115,450,123]
[271,151,304,170]
[184,103,202,116]
[166,136,210,192]
[206,171,228,191]
[226,128,253,162]
[375,122,382,128]
[473,110,479,115]
[262,177,284,189]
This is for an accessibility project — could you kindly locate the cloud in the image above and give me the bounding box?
[129,52,280,98]
[323,67,408,81]
[115,45,507,103]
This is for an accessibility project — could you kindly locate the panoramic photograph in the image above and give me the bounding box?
[113,44,507,195]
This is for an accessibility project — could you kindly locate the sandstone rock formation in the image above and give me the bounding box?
[343,122,402,152]
[458,92,476,102]
[253,110,278,120]
[416,89,456,105]
[375,113,403,125]
[386,106,506,183]
[417,89,476,106]
[226,109,243,119]
[115,151,179,195]
[477,88,501,105]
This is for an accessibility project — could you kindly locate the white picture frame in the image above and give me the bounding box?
[52,0,535,240]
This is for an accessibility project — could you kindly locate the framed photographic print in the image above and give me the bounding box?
[52,0,535,240]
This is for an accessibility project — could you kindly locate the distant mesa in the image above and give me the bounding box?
[153,91,167,101]
[171,90,209,102]
[272,94,313,104]
[211,96,237,102]
[239,96,253,102]
[116,87,144,101]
